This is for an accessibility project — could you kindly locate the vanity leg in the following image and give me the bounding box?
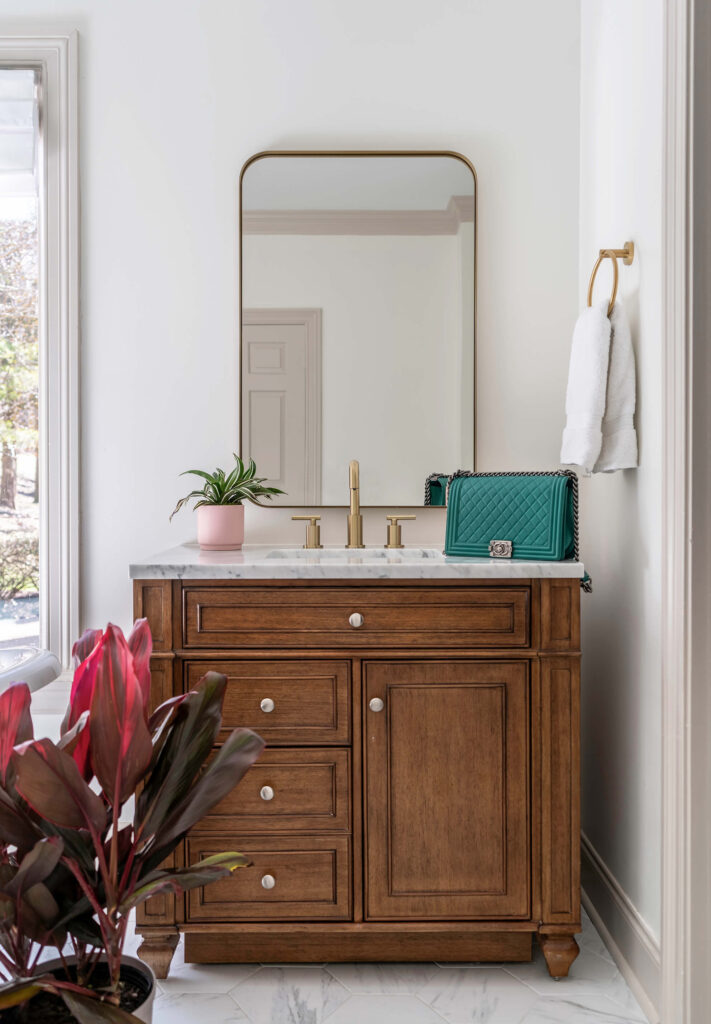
[538,932,580,978]
[137,929,179,979]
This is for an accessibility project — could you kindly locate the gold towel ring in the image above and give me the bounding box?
[587,241,635,318]
[587,249,619,317]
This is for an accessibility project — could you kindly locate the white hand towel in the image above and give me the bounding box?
[560,301,611,474]
[593,301,638,472]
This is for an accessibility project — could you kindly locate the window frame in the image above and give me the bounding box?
[0,33,79,666]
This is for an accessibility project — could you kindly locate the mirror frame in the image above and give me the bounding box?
[238,150,478,508]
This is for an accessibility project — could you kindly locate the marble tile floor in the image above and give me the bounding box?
[123,909,651,1024]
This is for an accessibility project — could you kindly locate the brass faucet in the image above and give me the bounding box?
[346,460,365,548]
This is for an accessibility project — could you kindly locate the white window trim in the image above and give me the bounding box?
[0,33,79,667]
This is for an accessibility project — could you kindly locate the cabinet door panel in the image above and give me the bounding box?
[364,660,529,920]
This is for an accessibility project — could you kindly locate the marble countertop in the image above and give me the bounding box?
[129,544,585,581]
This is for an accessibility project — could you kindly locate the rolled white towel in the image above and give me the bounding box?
[594,301,638,472]
[560,301,611,475]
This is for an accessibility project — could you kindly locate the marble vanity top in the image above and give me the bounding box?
[129,544,585,581]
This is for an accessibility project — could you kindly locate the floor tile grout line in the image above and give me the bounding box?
[413,992,453,1023]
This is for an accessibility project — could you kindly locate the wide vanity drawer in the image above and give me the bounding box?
[183,585,531,649]
[194,748,350,833]
[184,660,350,745]
[186,835,351,921]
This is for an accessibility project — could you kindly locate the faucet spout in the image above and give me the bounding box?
[346,460,365,548]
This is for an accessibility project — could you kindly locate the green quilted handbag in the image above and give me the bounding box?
[444,470,591,591]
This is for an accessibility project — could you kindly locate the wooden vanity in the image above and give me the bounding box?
[131,549,582,979]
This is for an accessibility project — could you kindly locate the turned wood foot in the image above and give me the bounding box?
[137,930,179,979]
[538,932,580,978]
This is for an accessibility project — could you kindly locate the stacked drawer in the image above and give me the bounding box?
[186,659,352,922]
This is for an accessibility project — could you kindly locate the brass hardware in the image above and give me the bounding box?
[259,785,275,801]
[369,697,384,712]
[260,697,275,713]
[261,874,276,890]
[238,152,479,504]
[292,514,323,549]
[349,612,364,629]
[384,514,416,549]
[346,460,365,548]
[587,241,634,317]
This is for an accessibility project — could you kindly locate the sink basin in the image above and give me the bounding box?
[265,547,388,560]
[263,547,437,560]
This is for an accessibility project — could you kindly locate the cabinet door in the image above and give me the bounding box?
[364,660,529,920]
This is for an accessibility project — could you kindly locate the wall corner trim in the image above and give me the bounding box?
[581,832,661,1024]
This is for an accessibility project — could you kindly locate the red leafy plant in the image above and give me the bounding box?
[0,621,265,1021]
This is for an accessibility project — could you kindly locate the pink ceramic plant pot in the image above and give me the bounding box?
[197,504,245,550]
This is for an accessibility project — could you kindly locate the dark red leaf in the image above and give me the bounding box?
[0,788,38,851]
[0,683,33,785]
[89,624,152,805]
[13,738,107,834]
[72,628,102,668]
[5,837,63,897]
[152,727,264,849]
[135,672,227,839]
[61,639,102,780]
[127,618,152,713]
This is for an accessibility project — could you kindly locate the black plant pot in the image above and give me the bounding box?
[3,954,156,1023]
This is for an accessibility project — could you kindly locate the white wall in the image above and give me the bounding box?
[0,0,579,628]
[243,231,466,505]
[578,0,663,1011]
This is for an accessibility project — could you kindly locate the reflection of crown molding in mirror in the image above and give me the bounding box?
[243,195,475,236]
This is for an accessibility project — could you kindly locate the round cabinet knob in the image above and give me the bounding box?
[260,785,275,802]
[261,874,276,890]
[349,612,364,629]
[369,697,385,713]
[260,697,275,713]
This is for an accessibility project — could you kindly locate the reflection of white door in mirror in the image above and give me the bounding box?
[241,309,322,505]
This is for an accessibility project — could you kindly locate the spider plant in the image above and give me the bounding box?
[169,454,285,521]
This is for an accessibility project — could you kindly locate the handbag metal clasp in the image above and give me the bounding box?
[489,540,513,558]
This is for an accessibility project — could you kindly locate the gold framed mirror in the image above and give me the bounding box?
[239,151,477,507]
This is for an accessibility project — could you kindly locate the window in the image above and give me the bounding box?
[0,35,78,665]
[0,68,40,648]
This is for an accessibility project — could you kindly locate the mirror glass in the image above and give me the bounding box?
[240,153,476,506]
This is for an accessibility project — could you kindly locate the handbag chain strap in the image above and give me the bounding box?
[424,472,446,506]
[446,469,592,594]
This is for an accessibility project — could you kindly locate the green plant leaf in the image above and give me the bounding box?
[170,454,285,516]
[119,851,250,912]
[61,989,146,1024]
[0,978,42,1009]
[179,468,219,483]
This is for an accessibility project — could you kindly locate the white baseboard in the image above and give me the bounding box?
[581,832,661,1024]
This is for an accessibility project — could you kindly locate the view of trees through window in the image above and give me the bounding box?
[0,69,40,648]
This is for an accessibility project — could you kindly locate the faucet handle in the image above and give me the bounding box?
[384,514,416,550]
[292,515,323,550]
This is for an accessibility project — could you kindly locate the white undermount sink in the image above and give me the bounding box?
[263,547,436,560]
